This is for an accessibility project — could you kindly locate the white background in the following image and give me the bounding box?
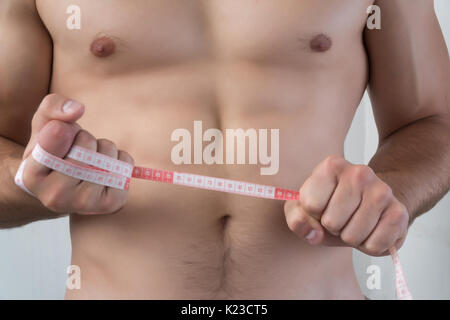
[0,1,449,299]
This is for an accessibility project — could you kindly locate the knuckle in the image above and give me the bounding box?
[320,155,344,175]
[75,130,97,146]
[45,120,71,140]
[41,187,65,212]
[97,138,117,151]
[388,203,409,226]
[287,212,308,233]
[350,165,374,185]
[299,188,322,214]
[283,200,293,213]
[98,138,116,147]
[32,94,62,127]
[372,183,393,203]
[364,242,384,256]
[301,197,322,214]
[40,93,59,109]
[298,181,310,204]
[73,189,95,213]
[100,195,123,214]
[31,112,39,126]
[340,231,360,247]
[119,150,135,166]
[320,215,340,233]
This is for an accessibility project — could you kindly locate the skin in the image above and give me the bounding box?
[0,0,448,299]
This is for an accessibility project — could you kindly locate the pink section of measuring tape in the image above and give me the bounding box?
[29,143,412,299]
[67,144,299,201]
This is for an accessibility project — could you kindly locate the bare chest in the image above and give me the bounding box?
[36,0,373,69]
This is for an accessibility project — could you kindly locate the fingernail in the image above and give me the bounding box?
[305,230,317,241]
[305,229,321,244]
[62,100,82,113]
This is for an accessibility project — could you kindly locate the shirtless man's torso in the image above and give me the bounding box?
[1,0,449,299]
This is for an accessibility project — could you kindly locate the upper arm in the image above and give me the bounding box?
[364,0,450,140]
[0,0,52,145]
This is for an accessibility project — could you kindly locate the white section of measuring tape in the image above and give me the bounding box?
[14,159,35,196]
[28,143,412,299]
[32,144,130,190]
[66,145,298,200]
[68,145,133,178]
[171,171,277,200]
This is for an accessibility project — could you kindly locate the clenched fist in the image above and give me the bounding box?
[19,94,134,215]
[284,155,410,256]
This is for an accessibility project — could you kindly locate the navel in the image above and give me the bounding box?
[220,214,230,232]
[90,36,116,58]
[309,34,332,52]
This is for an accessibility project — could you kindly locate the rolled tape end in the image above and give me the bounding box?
[14,159,35,197]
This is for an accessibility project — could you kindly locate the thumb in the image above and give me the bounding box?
[31,94,85,134]
[284,200,325,245]
[24,94,84,158]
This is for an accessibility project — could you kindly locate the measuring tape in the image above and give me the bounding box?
[15,143,412,300]
[26,144,299,201]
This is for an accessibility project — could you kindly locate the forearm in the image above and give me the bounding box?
[0,136,61,229]
[369,115,450,224]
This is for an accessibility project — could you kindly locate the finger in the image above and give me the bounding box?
[38,120,82,158]
[46,129,98,187]
[320,177,362,236]
[284,200,325,245]
[30,130,97,212]
[360,201,409,256]
[74,139,121,214]
[65,129,98,167]
[299,156,347,220]
[117,150,134,166]
[22,120,81,193]
[33,175,79,213]
[69,134,112,214]
[340,182,392,247]
[97,138,118,159]
[394,229,408,251]
[97,148,135,215]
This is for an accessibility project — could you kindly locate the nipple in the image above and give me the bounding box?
[309,34,332,52]
[90,36,116,58]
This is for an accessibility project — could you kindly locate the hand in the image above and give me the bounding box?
[284,155,410,256]
[20,94,134,215]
